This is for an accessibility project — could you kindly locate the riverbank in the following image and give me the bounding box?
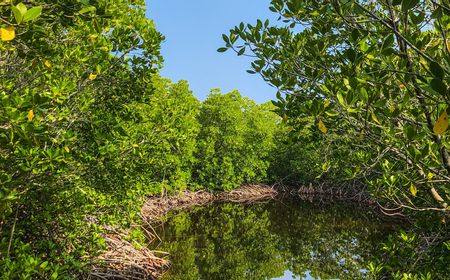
[88,183,388,279]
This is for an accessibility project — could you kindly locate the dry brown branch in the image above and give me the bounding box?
[87,232,169,280]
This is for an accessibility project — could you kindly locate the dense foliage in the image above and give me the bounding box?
[0,1,280,278]
[195,91,279,190]
[221,0,450,278]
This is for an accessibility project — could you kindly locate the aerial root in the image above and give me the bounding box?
[88,231,169,280]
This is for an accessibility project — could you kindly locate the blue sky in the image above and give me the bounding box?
[145,0,279,103]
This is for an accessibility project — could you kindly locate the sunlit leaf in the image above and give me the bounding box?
[410,184,417,197]
[318,119,327,134]
[371,112,381,125]
[433,111,448,135]
[79,6,96,14]
[0,26,15,41]
[89,73,98,80]
[23,6,43,22]
[325,111,339,117]
[16,3,27,16]
[27,110,34,122]
[44,60,52,69]
[336,92,345,107]
[11,5,23,24]
[389,104,396,113]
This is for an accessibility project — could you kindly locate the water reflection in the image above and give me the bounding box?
[152,198,399,280]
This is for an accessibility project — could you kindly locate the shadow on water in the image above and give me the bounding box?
[151,198,401,280]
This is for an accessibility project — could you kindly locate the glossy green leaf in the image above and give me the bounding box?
[23,6,42,22]
[430,78,447,94]
[429,61,444,80]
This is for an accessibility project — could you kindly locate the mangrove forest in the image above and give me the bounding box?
[0,0,449,279]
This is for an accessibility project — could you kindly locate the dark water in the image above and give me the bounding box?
[152,198,400,280]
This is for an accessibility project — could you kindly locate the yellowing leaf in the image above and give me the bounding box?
[88,34,98,43]
[371,112,381,125]
[89,73,98,80]
[389,104,396,113]
[131,144,139,148]
[64,146,70,153]
[410,184,417,197]
[427,172,434,180]
[44,60,52,69]
[318,119,327,134]
[27,110,34,122]
[0,26,15,41]
[433,110,448,135]
[324,99,331,108]
[399,83,406,90]
[282,114,288,123]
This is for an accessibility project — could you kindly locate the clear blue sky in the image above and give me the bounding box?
[145,0,279,103]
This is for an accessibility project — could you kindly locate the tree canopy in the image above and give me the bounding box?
[221,0,450,212]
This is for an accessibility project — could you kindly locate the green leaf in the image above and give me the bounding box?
[79,6,96,14]
[11,6,23,24]
[402,0,420,12]
[23,6,42,22]
[429,61,444,80]
[40,261,49,269]
[237,47,246,56]
[430,78,447,94]
[410,11,425,24]
[336,92,346,107]
[403,123,416,140]
[217,47,228,53]
[431,7,443,19]
[222,34,230,44]
[325,111,339,117]
[16,3,27,16]
[371,112,381,125]
[382,34,394,50]
[360,88,368,102]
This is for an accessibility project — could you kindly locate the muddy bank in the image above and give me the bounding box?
[141,184,278,223]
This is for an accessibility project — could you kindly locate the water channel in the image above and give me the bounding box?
[152,198,401,280]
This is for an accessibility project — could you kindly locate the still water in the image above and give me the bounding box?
[152,198,400,280]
